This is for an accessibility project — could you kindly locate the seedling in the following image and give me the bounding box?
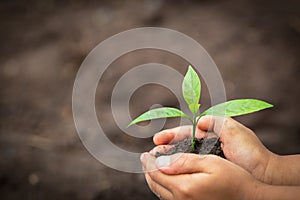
[128,65,273,150]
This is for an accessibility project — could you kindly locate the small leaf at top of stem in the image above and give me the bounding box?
[182,66,201,114]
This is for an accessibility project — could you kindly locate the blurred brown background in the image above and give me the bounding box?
[0,0,300,199]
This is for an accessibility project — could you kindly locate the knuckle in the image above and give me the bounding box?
[223,117,230,125]
[224,117,235,128]
[221,117,238,135]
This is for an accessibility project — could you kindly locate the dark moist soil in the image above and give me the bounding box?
[155,137,225,158]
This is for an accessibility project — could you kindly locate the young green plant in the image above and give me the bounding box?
[128,66,273,150]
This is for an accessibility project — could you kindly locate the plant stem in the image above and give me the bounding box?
[191,115,196,150]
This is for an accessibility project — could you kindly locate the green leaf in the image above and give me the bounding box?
[202,99,273,117]
[128,107,189,126]
[188,103,200,115]
[182,65,201,113]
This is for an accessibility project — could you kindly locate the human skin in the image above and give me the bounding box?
[151,116,300,186]
[140,116,300,199]
[140,152,300,200]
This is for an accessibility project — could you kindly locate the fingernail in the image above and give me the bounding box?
[156,156,170,168]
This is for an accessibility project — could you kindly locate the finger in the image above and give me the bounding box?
[141,152,175,191]
[198,115,251,140]
[155,153,220,175]
[141,152,159,172]
[153,125,207,145]
[149,145,173,156]
[198,115,236,137]
[145,173,173,200]
[153,126,192,145]
[197,115,217,131]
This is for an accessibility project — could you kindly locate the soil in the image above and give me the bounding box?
[155,137,225,158]
[1,0,300,200]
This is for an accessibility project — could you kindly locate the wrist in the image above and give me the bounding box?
[260,152,280,185]
[251,181,271,200]
[242,178,264,200]
[265,154,300,185]
[250,181,300,200]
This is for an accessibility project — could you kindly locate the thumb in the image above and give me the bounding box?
[197,115,226,134]
[155,153,218,175]
[198,115,240,140]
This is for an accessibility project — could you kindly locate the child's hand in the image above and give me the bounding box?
[151,116,275,184]
[141,152,259,200]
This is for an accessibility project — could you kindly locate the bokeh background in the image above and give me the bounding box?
[1,0,300,199]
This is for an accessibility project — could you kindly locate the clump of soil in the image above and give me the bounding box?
[155,137,225,158]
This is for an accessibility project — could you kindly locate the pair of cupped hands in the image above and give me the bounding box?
[140,116,300,200]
